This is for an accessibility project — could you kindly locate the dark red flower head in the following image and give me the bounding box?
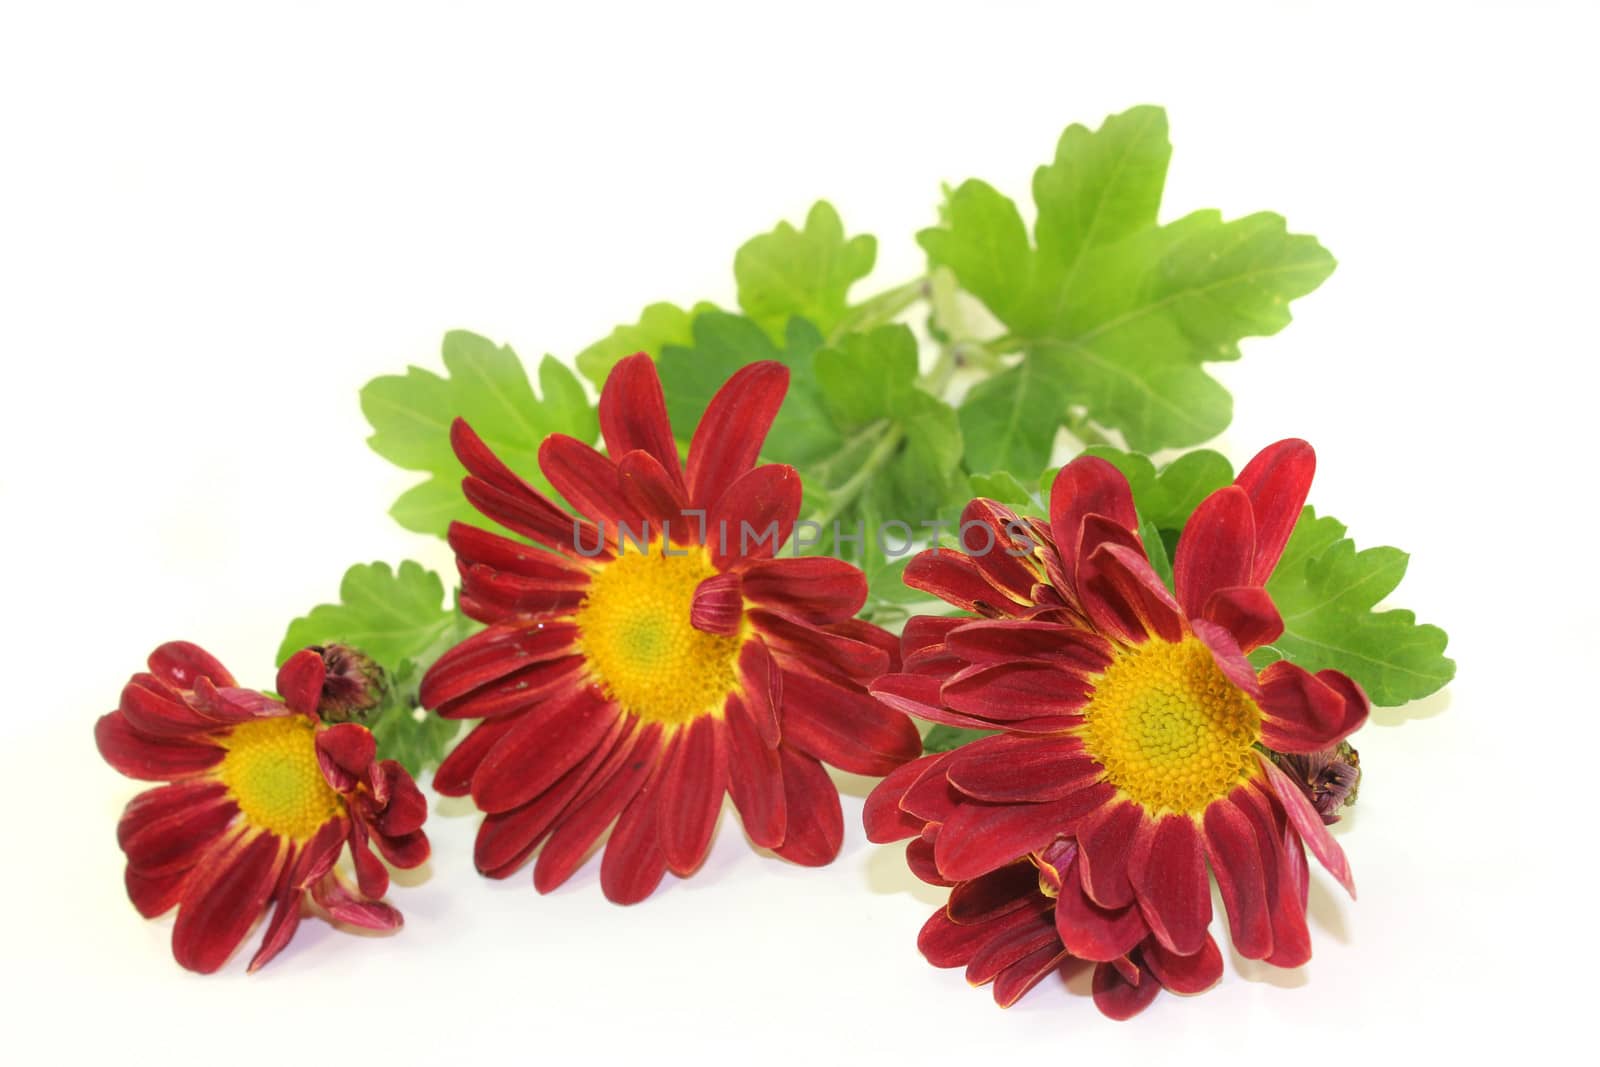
[421,353,920,903]
[867,441,1370,1010]
[95,642,430,973]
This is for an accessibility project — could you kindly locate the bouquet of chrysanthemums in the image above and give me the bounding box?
[95,106,1452,1018]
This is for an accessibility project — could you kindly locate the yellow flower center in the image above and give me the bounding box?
[1078,638,1260,815]
[574,544,746,726]
[217,716,343,840]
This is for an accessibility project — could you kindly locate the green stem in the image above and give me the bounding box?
[808,419,906,532]
[831,277,929,340]
[1063,410,1112,448]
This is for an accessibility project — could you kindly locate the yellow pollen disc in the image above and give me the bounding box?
[217,716,343,840]
[574,543,746,726]
[1078,637,1261,815]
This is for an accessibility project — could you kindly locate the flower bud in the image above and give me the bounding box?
[1273,742,1361,824]
[311,644,388,723]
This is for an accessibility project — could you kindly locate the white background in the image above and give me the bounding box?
[3,1,1595,1060]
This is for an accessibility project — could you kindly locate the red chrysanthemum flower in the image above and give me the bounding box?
[94,642,430,973]
[867,440,1368,998]
[420,353,921,903]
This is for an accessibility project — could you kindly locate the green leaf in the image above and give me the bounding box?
[278,561,462,668]
[279,561,477,773]
[957,353,1070,477]
[923,724,997,754]
[969,470,1040,512]
[1254,508,1455,706]
[574,301,717,387]
[366,661,463,778]
[658,312,837,466]
[811,325,964,522]
[735,201,877,341]
[921,105,1335,456]
[362,331,598,538]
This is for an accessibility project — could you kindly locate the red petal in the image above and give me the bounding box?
[906,837,950,886]
[1092,957,1162,1020]
[471,687,618,813]
[771,745,843,867]
[172,831,286,974]
[533,722,662,890]
[685,361,789,510]
[723,696,786,849]
[943,733,1100,803]
[965,905,1061,984]
[904,550,1024,616]
[1202,794,1273,960]
[659,716,728,876]
[1143,934,1224,995]
[755,611,889,682]
[148,641,235,690]
[95,711,222,781]
[311,874,403,931]
[118,676,220,738]
[448,521,595,586]
[1075,800,1143,909]
[1235,439,1315,584]
[247,857,304,973]
[599,756,670,905]
[1049,456,1138,590]
[706,465,801,568]
[993,945,1072,1008]
[900,752,962,826]
[435,656,585,721]
[1128,814,1211,957]
[1055,856,1148,962]
[918,907,992,968]
[862,752,947,844]
[453,419,600,553]
[479,715,631,879]
[778,666,922,776]
[370,828,429,869]
[315,723,375,792]
[275,649,326,718]
[1260,752,1356,898]
[902,614,969,661]
[1174,484,1256,620]
[120,785,238,877]
[943,619,1113,673]
[935,784,1115,882]
[736,638,781,747]
[1203,585,1285,652]
[374,761,429,837]
[1083,541,1185,644]
[615,449,692,531]
[1235,780,1311,969]
[349,821,389,899]
[740,556,868,624]
[947,861,1041,924]
[432,717,514,797]
[597,353,684,491]
[690,572,744,636]
[126,865,189,918]
[290,818,348,889]
[538,433,636,525]
[1257,660,1365,752]
[420,620,581,710]
[1192,619,1263,700]
[941,662,1091,723]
